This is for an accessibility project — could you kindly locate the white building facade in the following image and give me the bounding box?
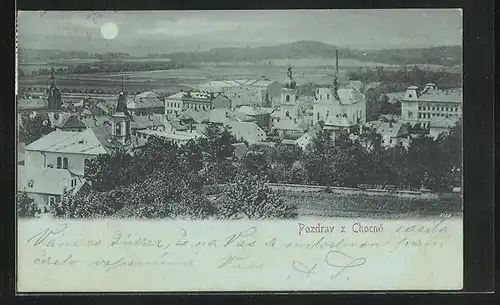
[400,84,462,128]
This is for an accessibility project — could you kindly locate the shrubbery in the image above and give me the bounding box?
[218,170,297,220]
[49,115,461,220]
[17,192,40,218]
[284,191,461,218]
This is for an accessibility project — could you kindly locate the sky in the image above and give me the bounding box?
[17,10,463,55]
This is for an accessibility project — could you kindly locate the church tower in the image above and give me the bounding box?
[46,66,62,110]
[279,65,299,120]
[110,91,132,145]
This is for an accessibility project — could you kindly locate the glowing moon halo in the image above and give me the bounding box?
[101,22,119,40]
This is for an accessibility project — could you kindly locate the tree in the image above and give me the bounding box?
[52,188,120,219]
[84,151,141,191]
[17,192,40,217]
[18,113,55,145]
[269,143,303,167]
[242,150,270,177]
[355,126,382,152]
[436,119,463,188]
[303,128,337,186]
[297,82,317,97]
[178,139,204,173]
[199,124,238,184]
[304,129,368,187]
[218,169,297,219]
[200,124,236,162]
[406,134,447,191]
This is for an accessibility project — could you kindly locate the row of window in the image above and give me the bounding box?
[55,157,91,170]
[56,157,68,169]
[132,111,151,116]
[186,103,208,111]
[418,106,460,112]
[316,110,363,121]
[166,101,182,108]
[166,102,210,111]
[166,110,179,115]
[418,113,460,119]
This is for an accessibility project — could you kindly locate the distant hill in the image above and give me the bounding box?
[18,41,462,67]
[159,41,462,67]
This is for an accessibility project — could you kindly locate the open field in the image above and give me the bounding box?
[17,64,367,94]
[287,192,462,219]
[205,183,462,219]
[17,58,461,95]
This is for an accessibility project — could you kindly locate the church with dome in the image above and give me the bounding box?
[312,50,367,130]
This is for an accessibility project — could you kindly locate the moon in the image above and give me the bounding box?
[100,22,119,40]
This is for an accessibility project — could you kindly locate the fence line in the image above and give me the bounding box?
[204,183,450,198]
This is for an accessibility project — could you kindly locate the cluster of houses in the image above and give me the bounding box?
[17,56,463,211]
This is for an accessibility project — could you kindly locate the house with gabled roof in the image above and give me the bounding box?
[18,165,82,211]
[47,112,87,132]
[225,121,267,145]
[126,91,165,115]
[236,105,274,128]
[272,118,306,139]
[208,108,255,125]
[194,78,282,107]
[362,120,410,149]
[295,124,323,151]
[130,113,165,132]
[24,91,147,177]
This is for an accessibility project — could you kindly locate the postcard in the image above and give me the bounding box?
[15,9,463,292]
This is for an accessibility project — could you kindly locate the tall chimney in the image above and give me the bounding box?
[332,49,340,101]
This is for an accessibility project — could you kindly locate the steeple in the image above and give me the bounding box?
[284,65,296,89]
[280,64,299,120]
[111,90,132,145]
[115,92,128,114]
[47,65,62,110]
[49,65,56,86]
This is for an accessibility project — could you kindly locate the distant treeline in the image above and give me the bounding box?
[21,60,195,76]
[347,65,462,92]
[19,50,133,61]
[18,86,171,97]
